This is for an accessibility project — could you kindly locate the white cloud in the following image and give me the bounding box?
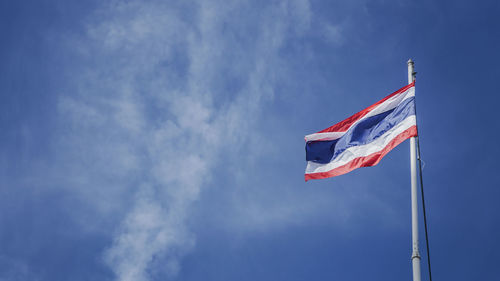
[56,0,316,280]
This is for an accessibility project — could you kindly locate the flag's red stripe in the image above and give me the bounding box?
[317,82,415,134]
[305,126,418,181]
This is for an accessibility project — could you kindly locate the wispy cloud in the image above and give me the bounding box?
[55,0,317,280]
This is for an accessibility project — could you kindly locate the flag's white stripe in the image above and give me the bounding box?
[305,87,415,142]
[305,115,416,174]
[305,131,345,142]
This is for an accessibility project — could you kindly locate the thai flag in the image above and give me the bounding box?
[305,82,418,181]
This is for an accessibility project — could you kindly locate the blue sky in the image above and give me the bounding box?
[1,0,499,280]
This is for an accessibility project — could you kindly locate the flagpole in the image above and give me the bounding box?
[408,59,422,281]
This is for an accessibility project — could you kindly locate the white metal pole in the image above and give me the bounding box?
[408,59,422,281]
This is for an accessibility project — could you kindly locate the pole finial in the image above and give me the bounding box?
[407,59,416,82]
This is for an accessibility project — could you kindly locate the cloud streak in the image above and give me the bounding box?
[55,0,316,280]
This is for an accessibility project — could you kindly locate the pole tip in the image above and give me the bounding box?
[407,58,414,65]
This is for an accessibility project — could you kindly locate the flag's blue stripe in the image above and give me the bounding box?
[306,97,415,164]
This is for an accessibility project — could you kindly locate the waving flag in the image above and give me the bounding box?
[305,82,418,181]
